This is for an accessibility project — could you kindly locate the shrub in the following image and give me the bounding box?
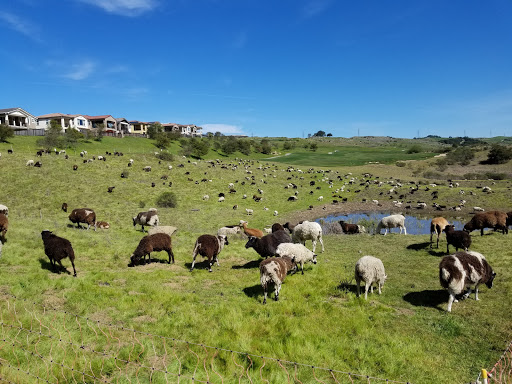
[485,172,507,180]
[396,161,406,167]
[156,152,175,161]
[406,145,422,154]
[486,144,512,164]
[0,123,14,142]
[446,147,475,166]
[156,192,178,208]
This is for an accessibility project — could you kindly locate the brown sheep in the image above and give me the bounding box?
[271,223,285,233]
[507,211,512,229]
[190,234,228,272]
[129,233,174,266]
[41,230,76,276]
[463,211,508,236]
[61,203,68,212]
[339,220,361,234]
[239,220,264,238]
[430,217,450,249]
[96,221,110,229]
[68,208,96,230]
[0,213,8,240]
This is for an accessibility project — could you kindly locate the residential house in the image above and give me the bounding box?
[115,117,131,134]
[162,123,202,137]
[0,107,37,130]
[84,115,117,134]
[36,113,89,133]
[129,121,150,135]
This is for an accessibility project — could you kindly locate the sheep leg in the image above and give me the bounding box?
[447,294,456,312]
[275,283,281,301]
[208,260,213,272]
[364,282,370,300]
[355,278,360,297]
[262,285,268,304]
[481,228,484,236]
[378,283,382,295]
[190,246,199,271]
[319,236,325,252]
[301,261,304,275]
[436,233,440,249]
[70,259,77,277]
[462,288,471,300]
[474,285,479,301]
[214,256,220,267]
[403,226,407,235]
[312,240,316,253]
[167,249,174,264]
[429,232,433,249]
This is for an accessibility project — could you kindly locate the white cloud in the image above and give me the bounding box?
[78,0,158,16]
[0,11,41,42]
[63,61,96,80]
[202,124,244,135]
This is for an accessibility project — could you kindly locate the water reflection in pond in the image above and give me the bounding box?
[317,212,466,235]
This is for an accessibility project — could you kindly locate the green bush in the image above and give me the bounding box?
[0,123,14,142]
[486,144,512,164]
[156,152,175,161]
[406,144,422,154]
[395,161,406,167]
[156,192,178,208]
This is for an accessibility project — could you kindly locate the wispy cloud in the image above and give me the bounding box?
[77,0,158,16]
[202,124,244,135]
[62,61,96,80]
[301,0,333,19]
[0,11,41,42]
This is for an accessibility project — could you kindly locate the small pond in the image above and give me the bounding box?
[316,212,466,235]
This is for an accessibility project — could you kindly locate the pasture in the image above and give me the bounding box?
[0,136,511,383]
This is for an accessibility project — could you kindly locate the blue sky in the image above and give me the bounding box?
[1,0,512,138]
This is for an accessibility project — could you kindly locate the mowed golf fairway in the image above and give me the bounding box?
[0,136,511,384]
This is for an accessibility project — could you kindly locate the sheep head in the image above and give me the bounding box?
[245,236,258,249]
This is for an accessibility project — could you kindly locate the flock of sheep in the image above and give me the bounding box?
[1,148,511,312]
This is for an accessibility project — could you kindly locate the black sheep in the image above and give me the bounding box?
[245,230,292,259]
[444,225,472,254]
[41,230,76,276]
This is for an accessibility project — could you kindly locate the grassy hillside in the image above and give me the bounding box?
[0,136,511,383]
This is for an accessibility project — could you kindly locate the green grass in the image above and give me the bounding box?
[0,136,511,383]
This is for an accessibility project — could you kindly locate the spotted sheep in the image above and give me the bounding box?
[68,208,96,231]
[439,251,496,312]
[259,256,297,304]
[132,208,159,232]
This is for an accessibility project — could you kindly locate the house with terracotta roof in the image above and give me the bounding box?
[36,113,89,132]
[0,107,37,130]
[83,115,117,133]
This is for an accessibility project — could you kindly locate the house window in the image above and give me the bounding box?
[78,119,84,126]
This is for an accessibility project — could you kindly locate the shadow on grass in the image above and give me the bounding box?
[38,258,72,275]
[403,289,448,310]
[232,260,260,269]
[242,284,262,300]
[406,242,430,251]
[336,280,358,295]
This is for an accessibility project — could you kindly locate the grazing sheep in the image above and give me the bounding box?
[73,164,78,171]
[217,225,241,237]
[0,204,8,216]
[203,194,209,201]
[61,203,68,212]
[34,161,42,167]
[430,217,450,249]
[354,256,387,300]
[444,225,471,254]
[283,222,296,233]
[129,233,174,266]
[473,206,485,212]
[0,213,8,240]
[271,223,285,233]
[107,186,115,193]
[291,221,324,253]
[273,210,278,216]
[245,231,292,259]
[339,220,364,234]
[190,234,228,272]
[218,196,225,203]
[439,251,496,312]
[148,225,178,237]
[463,211,508,236]
[133,208,159,232]
[376,214,406,235]
[275,243,317,275]
[41,230,77,277]
[287,196,298,201]
[239,220,264,238]
[26,159,34,166]
[96,221,110,229]
[245,208,254,215]
[143,166,152,172]
[259,256,296,304]
[68,208,96,231]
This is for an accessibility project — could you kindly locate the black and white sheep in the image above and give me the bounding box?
[439,251,496,312]
[354,255,387,300]
[129,233,174,266]
[275,243,317,274]
[245,230,292,259]
[291,221,324,253]
[463,211,508,236]
[41,230,77,276]
[376,214,406,235]
[259,256,296,304]
[68,208,96,230]
[444,225,471,254]
[0,204,8,216]
[133,208,159,232]
[190,234,228,272]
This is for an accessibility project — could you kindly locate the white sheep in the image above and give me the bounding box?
[217,225,241,237]
[148,225,178,237]
[291,221,324,253]
[376,214,406,235]
[273,210,278,216]
[276,243,317,274]
[26,159,34,166]
[218,196,225,202]
[473,206,485,212]
[317,196,323,201]
[246,208,254,215]
[203,194,210,201]
[168,165,173,170]
[355,255,387,300]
